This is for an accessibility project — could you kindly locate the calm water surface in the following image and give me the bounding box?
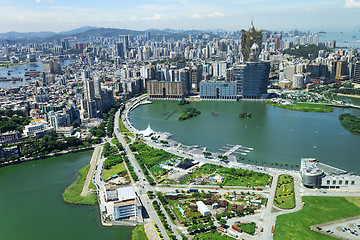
[0,151,133,240]
[129,100,360,173]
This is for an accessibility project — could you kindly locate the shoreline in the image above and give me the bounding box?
[337,93,360,99]
[0,146,94,168]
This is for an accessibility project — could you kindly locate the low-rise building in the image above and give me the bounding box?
[105,185,142,222]
[196,201,211,216]
[300,158,360,190]
[0,131,20,144]
[56,126,74,136]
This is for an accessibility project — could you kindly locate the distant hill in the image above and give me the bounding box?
[0,26,99,39]
[58,26,100,35]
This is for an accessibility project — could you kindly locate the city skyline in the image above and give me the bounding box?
[1,0,360,33]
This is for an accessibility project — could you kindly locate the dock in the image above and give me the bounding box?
[219,144,254,157]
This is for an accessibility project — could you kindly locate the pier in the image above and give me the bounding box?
[219,144,254,156]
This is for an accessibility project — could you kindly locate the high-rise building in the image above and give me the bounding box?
[119,35,129,56]
[335,60,349,81]
[241,21,262,61]
[115,42,124,58]
[354,61,360,85]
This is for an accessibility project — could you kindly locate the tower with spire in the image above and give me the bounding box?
[241,20,263,62]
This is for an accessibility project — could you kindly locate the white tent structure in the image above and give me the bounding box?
[140,124,156,137]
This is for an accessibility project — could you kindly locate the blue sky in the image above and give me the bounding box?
[1,0,360,33]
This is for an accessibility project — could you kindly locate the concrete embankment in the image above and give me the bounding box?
[0,146,94,168]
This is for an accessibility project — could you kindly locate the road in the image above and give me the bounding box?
[114,107,174,240]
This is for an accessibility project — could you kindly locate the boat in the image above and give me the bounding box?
[211,112,218,117]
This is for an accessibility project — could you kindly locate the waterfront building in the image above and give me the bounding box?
[147,81,185,99]
[240,61,270,99]
[300,158,360,190]
[200,81,237,100]
[105,186,142,222]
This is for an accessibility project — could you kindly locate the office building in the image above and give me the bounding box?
[354,61,360,85]
[119,35,129,56]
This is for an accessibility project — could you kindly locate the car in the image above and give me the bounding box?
[138,169,141,172]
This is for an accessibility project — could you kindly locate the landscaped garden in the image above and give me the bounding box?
[274,174,295,209]
[181,163,270,187]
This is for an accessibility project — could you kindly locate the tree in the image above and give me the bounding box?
[219,218,227,228]
[203,152,212,158]
[71,121,80,128]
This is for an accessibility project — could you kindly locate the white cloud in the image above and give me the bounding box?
[141,14,162,21]
[207,12,225,18]
[344,0,360,8]
[304,8,315,12]
[190,14,203,19]
[35,0,54,3]
[129,16,137,21]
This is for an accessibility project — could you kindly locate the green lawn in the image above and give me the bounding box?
[102,162,127,181]
[111,138,118,145]
[62,164,97,205]
[267,102,333,113]
[274,196,360,240]
[274,175,295,209]
[240,222,256,235]
[132,225,149,240]
[193,231,234,240]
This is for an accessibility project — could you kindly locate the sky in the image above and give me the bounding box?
[0,0,360,33]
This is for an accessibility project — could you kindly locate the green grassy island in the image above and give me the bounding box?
[62,164,97,205]
[274,175,295,209]
[239,112,252,119]
[267,101,333,113]
[178,107,201,120]
[339,113,360,135]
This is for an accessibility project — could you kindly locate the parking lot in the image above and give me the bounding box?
[311,216,360,239]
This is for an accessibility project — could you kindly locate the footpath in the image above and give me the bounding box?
[81,146,102,196]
